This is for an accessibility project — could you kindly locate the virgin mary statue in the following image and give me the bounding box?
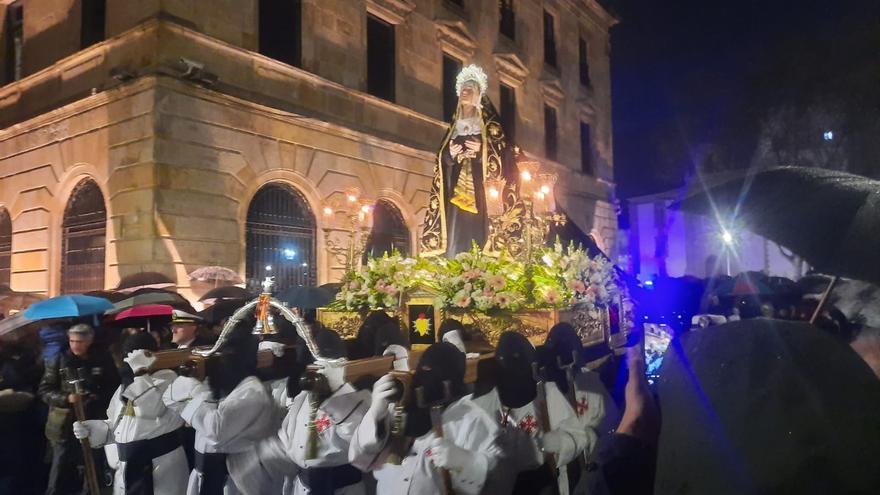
[420,64,519,258]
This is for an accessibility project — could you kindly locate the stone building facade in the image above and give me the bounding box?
[0,0,618,299]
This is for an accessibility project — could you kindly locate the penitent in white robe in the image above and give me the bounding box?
[85,369,189,495]
[253,383,371,495]
[174,376,276,495]
[471,384,589,495]
[349,396,501,495]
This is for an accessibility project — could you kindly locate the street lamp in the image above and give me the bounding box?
[719,228,735,276]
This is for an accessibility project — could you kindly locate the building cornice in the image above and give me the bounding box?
[561,0,619,31]
[435,20,478,61]
[365,0,416,25]
[493,52,529,89]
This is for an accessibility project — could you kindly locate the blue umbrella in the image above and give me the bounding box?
[24,295,113,320]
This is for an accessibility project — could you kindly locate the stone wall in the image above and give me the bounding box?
[0,0,620,295]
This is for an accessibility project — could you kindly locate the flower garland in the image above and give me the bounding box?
[434,244,525,311]
[537,240,620,312]
[334,242,627,316]
[334,251,419,310]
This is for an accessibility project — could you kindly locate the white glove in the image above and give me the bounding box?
[316,361,345,391]
[369,373,398,421]
[442,330,466,354]
[171,376,207,401]
[124,349,156,374]
[428,437,471,471]
[73,420,90,440]
[383,344,410,371]
[258,341,286,358]
[539,430,566,454]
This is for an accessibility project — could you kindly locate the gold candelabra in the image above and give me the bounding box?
[322,187,375,276]
[485,160,564,303]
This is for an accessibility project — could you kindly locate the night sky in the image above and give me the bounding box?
[610,0,880,199]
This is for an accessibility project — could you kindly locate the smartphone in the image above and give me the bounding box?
[644,323,673,381]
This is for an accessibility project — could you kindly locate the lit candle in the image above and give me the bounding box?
[484,178,506,217]
[517,160,540,197]
[322,202,336,229]
[533,191,548,214]
[538,173,558,213]
[359,201,374,230]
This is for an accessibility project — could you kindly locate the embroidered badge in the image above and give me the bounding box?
[576,397,590,416]
[314,413,332,434]
[518,414,537,435]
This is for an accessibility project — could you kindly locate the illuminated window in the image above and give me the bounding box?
[246,184,316,291]
[61,179,106,293]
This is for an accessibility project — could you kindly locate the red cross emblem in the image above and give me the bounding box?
[425,448,433,457]
[518,414,537,435]
[314,413,332,434]
[576,397,590,416]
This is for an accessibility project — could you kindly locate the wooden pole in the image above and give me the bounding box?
[810,275,840,325]
[69,371,102,495]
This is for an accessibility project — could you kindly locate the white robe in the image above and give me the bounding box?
[177,376,276,495]
[254,383,371,495]
[349,396,500,495]
[85,369,189,495]
[472,384,589,495]
[572,370,620,495]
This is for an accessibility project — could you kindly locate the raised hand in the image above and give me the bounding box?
[369,373,398,421]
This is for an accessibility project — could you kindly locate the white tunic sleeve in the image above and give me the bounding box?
[348,404,393,471]
[122,369,178,419]
[546,383,589,466]
[181,378,271,451]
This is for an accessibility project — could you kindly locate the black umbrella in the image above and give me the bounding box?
[84,290,128,303]
[108,289,193,315]
[655,319,880,494]
[199,286,252,303]
[277,286,334,309]
[318,283,342,297]
[198,299,248,325]
[116,272,176,293]
[679,167,880,285]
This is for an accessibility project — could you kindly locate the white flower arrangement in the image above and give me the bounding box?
[436,244,524,312]
[336,251,419,311]
[538,240,621,312]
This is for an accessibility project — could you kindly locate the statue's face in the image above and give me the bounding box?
[458,81,479,108]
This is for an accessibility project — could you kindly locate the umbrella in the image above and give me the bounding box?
[188,266,244,286]
[112,304,174,321]
[0,291,45,317]
[276,286,334,309]
[199,286,251,303]
[655,319,880,494]
[108,289,192,315]
[24,295,113,320]
[83,290,128,303]
[110,304,174,331]
[712,272,773,297]
[116,272,176,293]
[679,167,880,285]
[318,283,342,297]
[0,312,40,339]
[197,299,246,325]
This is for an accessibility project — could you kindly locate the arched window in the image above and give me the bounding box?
[61,179,106,293]
[0,209,11,286]
[246,183,316,291]
[365,199,410,258]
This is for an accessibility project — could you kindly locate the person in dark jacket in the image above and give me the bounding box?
[0,337,46,495]
[38,323,119,495]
